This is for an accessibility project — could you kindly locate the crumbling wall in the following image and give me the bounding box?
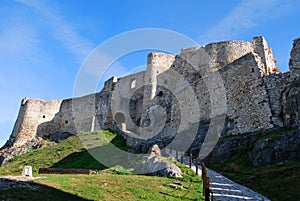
[220,53,273,134]
[104,37,281,148]
[263,73,290,127]
[5,76,117,148]
[112,71,145,134]
[173,51,273,137]
[262,73,300,130]
[180,36,278,76]
[253,36,278,75]
[289,38,300,76]
[203,40,253,69]
[6,98,62,147]
[4,36,299,154]
[145,52,175,99]
[262,38,300,129]
[122,47,275,150]
[94,77,117,131]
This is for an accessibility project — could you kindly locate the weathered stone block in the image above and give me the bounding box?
[22,166,32,177]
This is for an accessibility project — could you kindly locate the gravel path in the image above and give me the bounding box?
[204,168,270,201]
[178,153,271,201]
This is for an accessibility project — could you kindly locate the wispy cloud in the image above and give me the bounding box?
[0,4,44,146]
[0,0,97,146]
[16,0,94,62]
[0,25,39,55]
[200,0,292,43]
[16,0,129,79]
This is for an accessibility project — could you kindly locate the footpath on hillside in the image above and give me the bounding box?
[182,155,270,201]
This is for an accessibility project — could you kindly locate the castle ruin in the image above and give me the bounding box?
[2,36,300,163]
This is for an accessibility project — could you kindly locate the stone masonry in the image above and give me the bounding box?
[1,36,300,165]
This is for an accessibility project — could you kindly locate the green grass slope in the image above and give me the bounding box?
[0,130,129,175]
[0,130,204,201]
[1,172,203,201]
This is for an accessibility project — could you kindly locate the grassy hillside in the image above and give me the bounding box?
[1,171,203,201]
[0,130,204,201]
[0,130,130,175]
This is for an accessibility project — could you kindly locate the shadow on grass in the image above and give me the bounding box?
[51,134,131,170]
[0,179,91,201]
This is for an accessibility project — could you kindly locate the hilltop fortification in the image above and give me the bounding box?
[1,36,300,165]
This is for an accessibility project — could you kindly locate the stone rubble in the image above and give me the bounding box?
[135,144,183,177]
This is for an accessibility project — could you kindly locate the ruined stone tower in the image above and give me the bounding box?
[2,36,300,165]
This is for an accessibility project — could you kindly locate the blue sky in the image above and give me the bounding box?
[1,0,300,147]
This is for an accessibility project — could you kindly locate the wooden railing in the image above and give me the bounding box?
[167,148,212,201]
[201,162,211,201]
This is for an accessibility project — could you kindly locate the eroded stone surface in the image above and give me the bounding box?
[136,144,182,177]
[203,129,300,166]
[1,36,300,166]
[290,38,300,76]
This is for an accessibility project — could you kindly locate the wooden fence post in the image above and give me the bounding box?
[196,158,199,175]
[189,153,192,168]
[204,177,211,201]
[201,162,211,201]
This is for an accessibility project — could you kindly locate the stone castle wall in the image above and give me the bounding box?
[4,77,117,148]
[219,53,273,134]
[3,36,300,153]
[290,38,300,76]
[7,98,62,147]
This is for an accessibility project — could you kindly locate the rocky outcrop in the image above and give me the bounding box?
[203,129,300,166]
[135,144,182,177]
[0,137,55,166]
[0,132,70,166]
[249,130,300,166]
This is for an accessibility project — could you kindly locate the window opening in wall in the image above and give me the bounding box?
[131,79,136,89]
[65,120,69,124]
[42,115,46,118]
[157,91,163,97]
[114,112,126,131]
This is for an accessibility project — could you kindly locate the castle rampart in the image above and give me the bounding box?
[2,36,300,159]
[7,98,62,147]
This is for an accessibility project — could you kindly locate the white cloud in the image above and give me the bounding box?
[0,14,44,144]
[0,0,129,144]
[200,0,291,43]
[0,24,39,55]
[16,0,94,63]
[16,0,129,89]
